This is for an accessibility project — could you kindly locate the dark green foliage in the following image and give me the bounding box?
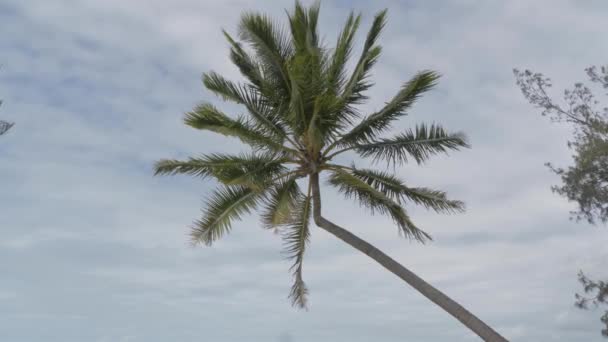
[328,169,430,241]
[350,168,465,213]
[191,186,264,245]
[353,124,469,166]
[576,272,608,337]
[515,66,608,337]
[184,103,290,153]
[282,185,312,307]
[157,1,468,309]
[514,67,608,224]
[338,71,441,147]
[262,176,301,229]
[155,153,288,190]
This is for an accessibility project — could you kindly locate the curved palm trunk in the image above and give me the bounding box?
[310,173,508,342]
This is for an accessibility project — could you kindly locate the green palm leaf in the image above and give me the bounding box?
[183,103,293,154]
[238,12,293,94]
[202,73,289,139]
[341,9,387,106]
[354,124,469,165]
[397,187,465,213]
[327,11,361,94]
[287,1,320,54]
[329,169,431,242]
[222,30,265,89]
[349,168,465,213]
[338,70,440,147]
[282,183,312,308]
[154,153,289,190]
[191,186,264,246]
[262,176,302,229]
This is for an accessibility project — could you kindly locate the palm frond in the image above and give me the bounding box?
[222,30,265,89]
[396,186,465,213]
[222,30,289,109]
[349,168,465,213]
[348,167,408,199]
[354,124,469,165]
[202,73,289,140]
[238,12,293,94]
[284,16,327,140]
[154,153,288,190]
[326,11,361,94]
[340,9,387,106]
[328,169,431,242]
[338,70,440,147]
[183,103,292,154]
[203,72,243,103]
[287,1,321,54]
[191,186,264,245]
[262,176,301,229]
[282,181,312,308]
[304,98,326,155]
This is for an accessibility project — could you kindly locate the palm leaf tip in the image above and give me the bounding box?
[289,272,309,309]
[327,11,361,92]
[401,187,465,214]
[153,159,210,177]
[328,169,431,242]
[338,8,387,108]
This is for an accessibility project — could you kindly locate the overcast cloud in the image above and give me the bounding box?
[1,0,607,341]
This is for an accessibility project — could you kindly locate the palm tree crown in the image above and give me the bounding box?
[155,2,469,308]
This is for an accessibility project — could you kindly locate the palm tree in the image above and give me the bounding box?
[155,2,507,341]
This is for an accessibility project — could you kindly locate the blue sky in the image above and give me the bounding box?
[1,0,607,341]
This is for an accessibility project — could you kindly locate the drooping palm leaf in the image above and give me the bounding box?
[262,176,302,229]
[282,182,312,308]
[348,167,464,213]
[328,169,431,242]
[191,185,265,246]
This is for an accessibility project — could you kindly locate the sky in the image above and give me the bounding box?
[1,0,607,341]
